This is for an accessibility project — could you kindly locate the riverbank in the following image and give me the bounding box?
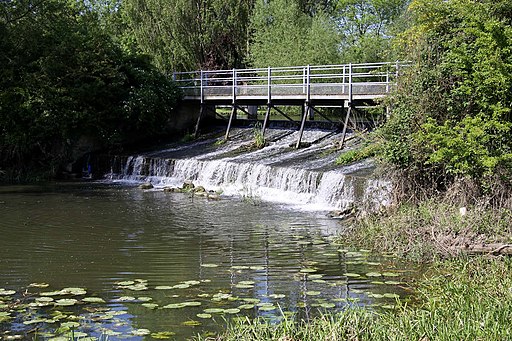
[206,202,512,340]
[206,256,512,341]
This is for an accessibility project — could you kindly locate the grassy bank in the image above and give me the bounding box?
[204,257,512,340]
[344,202,512,262]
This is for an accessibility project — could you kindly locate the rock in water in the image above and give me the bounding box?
[138,183,154,190]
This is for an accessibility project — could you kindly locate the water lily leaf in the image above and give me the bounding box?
[238,281,255,285]
[203,308,224,314]
[299,268,317,273]
[29,283,50,288]
[141,303,159,309]
[196,313,212,319]
[182,301,202,307]
[269,294,286,299]
[382,272,399,277]
[137,296,152,302]
[23,318,46,325]
[103,330,122,336]
[231,266,249,270]
[172,284,190,289]
[126,284,148,291]
[61,321,80,328]
[116,281,135,286]
[155,286,174,290]
[61,287,87,295]
[54,299,77,306]
[383,293,400,299]
[197,293,210,298]
[0,289,16,296]
[235,284,253,289]
[307,274,324,279]
[242,298,260,304]
[382,305,395,309]
[200,263,219,268]
[313,280,327,284]
[162,303,186,309]
[249,266,265,271]
[40,291,63,296]
[384,281,402,285]
[151,331,176,339]
[367,262,381,266]
[337,249,348,253]
[371,281,385,285]
[82,297,105,304]
[319,303,336,309]
[343,273,361,278]
[117,296,137,302]
[132,329,151,336]
[305,291,321,296]
[182,320,201,326]
[237,304,255,310]
[36,296,54,302]
[297,241,311,245]
[224,308,240,314]
[366,272,382,277]
[183,280,201,286]
[258,305,276,311]
[368,293,384,299]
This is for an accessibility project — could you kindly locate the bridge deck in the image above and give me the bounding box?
[173,62,399,105]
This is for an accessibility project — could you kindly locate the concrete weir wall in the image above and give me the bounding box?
[170,102,216,134]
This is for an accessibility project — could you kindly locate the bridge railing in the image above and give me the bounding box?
[173,62,401,103]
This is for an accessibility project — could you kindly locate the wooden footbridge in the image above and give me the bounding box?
[173,62,401,148]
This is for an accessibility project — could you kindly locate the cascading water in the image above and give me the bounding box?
[106,128,390,211]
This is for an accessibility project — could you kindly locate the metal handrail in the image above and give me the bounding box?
[173,62,404,102]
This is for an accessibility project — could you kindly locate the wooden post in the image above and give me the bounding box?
[296,103,309,149]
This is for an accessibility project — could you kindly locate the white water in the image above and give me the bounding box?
[106,128,390,211]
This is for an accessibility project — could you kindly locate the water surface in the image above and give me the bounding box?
[0,182,414,339]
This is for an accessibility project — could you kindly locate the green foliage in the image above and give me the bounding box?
[381,0,512,202]
[249,0,340,67]
[121,0,253,72]
[335,142,380,165]
[0,0,180,180]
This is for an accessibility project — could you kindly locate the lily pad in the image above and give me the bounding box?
[384,281,402,285]
[172,284,190,289]
[61,321,80,328]
[249,266,265,271]
[258,305,276,311]
[235,284,254,289]
[126,284,148,291]
[269,294,286,299]
[224,308,240,314]
[40,291,63,296]
[383,293,400,299]
[299,268,317,273]
[54,298,78,306]
[29,283,50,288]
[155,286,174,290]
[366,272,382,277]
[151,331,176,339]
[182,301,202,307]
[36,296,54,302]
[132,329,151,336]
[141,303,159,309]
[238,304,255,310]
[200,263,219,268]
[196,313,212,319]
[116,281,135,286]
[182,320,201,326]
[163,303,187,309]
[23,318,46,325]
[343,273,361,278]
[307,274,324,279]
[231,265,249,270]
[82,297,105,304]
[305,291,321,296]
[203,308,224,314]
[0,289,16,296]
[382,272,400,277]
[117,296,137,302]
[61,287,87,295]
[137,296,153,302]
[319,303,336,309]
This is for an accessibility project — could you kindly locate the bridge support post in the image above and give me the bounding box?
[262,104,271,137]
[340,104,352,148]
[194,104,206,138]
[296,103,309,149]
[225,105,237,140]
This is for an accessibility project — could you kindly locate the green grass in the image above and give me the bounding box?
[201,257,512,341]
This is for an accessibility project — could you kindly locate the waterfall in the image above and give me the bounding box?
[106,129,390,211]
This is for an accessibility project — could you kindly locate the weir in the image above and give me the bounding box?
[106,128,390,211]
[173,62,401,147]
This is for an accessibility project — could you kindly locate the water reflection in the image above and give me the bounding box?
[0,182,414,339]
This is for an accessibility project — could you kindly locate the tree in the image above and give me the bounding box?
[0,0,180,180]
[380,0,512,206]
[335,0,409,62]
[249,0,339,67]
[120,0,254,72]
